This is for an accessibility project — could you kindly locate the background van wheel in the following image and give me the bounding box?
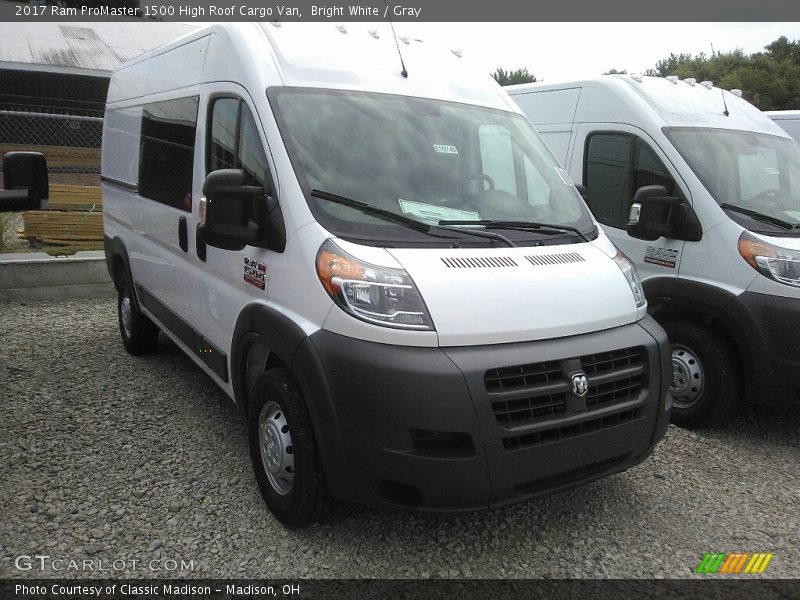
[248,368,332,529]
[117,282,158,355]
[662,320,740,428]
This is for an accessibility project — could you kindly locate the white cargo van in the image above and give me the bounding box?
[102,25,670,528]
[767,110,800,143]
[509,75,800,427]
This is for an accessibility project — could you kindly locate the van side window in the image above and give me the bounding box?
[585,133,631,226]
[208,98,238,172]
[138,96,199,211]
[585,133,678,228]
[207,98,269,189]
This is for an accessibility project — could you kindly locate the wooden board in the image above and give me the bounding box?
[22,211,104,244]
[47,184,103,211]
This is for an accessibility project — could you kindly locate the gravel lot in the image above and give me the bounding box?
[1,298,798,579]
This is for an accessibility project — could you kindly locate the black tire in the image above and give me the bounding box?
[117,281,159,355]
[247,368,332,528]
[662,320,740,428]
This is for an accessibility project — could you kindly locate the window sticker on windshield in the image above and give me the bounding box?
[433,144,458,154]
[555,166,573,186]
[399,199,478,223]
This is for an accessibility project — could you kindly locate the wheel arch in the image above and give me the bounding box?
[644,277,772,402]
[231,303,350,498]
[104,235,140,305]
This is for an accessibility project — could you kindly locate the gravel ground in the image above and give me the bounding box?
[1,298,798,579]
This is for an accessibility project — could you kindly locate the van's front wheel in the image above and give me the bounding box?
[247,368,332,528]
[663,321,740,428]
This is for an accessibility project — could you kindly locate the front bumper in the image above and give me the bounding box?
[304,316,671,510]
[739,290,800,400]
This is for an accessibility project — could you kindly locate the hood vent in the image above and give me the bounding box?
[441,256,518,269]
[525,252,585,266]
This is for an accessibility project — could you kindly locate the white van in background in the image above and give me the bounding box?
[509,75,800,427]
[102,25,671,528]
[767,110,800,143]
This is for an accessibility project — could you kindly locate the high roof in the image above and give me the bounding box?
[508,75,788,137]
[0,22,197,76]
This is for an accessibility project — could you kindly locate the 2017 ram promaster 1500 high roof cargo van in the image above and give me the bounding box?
[102,24,670,528]
[509,75,800,428]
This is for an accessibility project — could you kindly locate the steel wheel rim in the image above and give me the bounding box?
[258,401,294,495]
[670,344,705,409]
[120,293,133,338]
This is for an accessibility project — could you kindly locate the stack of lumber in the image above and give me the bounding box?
[21,184,103,246]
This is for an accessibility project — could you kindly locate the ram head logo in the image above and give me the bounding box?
[571,372,589,398]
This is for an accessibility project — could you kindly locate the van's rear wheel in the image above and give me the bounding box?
[117,282,158,355]
[247,368,332,528]
[662,321,740,428]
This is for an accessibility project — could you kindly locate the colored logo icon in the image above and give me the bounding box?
[696,552,773,574]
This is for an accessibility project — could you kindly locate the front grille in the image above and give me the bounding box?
[503,408,643,451]
[581,348,645,409]
[485,346,646,429]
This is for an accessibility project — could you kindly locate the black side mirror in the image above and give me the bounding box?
[626,185,701,242]
[199,169,285,252]
[0,152,49,212]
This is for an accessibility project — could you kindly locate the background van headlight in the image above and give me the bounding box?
[612,249,646,308]
[738,231,800,288]
[316,239,434,330]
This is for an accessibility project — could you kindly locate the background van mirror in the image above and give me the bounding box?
[0,152,49,213]
[626,184,701,242]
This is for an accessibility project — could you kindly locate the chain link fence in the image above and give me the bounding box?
[0,110,104,252]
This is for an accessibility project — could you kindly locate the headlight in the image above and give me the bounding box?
[738,231,800,288]
[316,239,434,330]
[612,249,646,308]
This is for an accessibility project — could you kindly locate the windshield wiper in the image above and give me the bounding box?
[719,203,800,230]
[438,219,590,242]
[310,190,516,247]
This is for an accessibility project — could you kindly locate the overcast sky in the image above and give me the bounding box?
[394,22,800,82]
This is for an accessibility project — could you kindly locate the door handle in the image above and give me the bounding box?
[178,216,188,252]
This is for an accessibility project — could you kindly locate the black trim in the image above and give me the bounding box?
[103,235,138,303]
[229,303,351,499]
[195,224,207,261]
[643,277,772,403]
[137,284,229,383]
[305,320,669,509]
[101,176,138,192]
[231,302,308,412]
[178,216,188,252]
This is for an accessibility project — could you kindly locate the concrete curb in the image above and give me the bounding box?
[0,250,114,302]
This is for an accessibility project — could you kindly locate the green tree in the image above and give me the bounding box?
[603,68,628,75]
[646,37,800,110]
[491,67,537,86]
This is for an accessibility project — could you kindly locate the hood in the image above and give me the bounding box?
[386,243,638,347]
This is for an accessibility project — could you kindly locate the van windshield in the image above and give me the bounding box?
[665,127,800,234]
[269,87,595,246]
